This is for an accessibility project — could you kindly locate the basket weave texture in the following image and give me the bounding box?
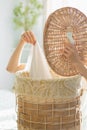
[17,95,81,130]
[15,72,82,130]
[44,7,87,76]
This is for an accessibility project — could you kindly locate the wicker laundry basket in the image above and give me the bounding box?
[15,72,82,130]
[14,7,87,130]
[17,96,81,130]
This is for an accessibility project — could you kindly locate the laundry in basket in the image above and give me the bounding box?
[29,41,52,80]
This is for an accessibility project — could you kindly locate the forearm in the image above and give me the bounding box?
[75,61,87,80]
[7,31,36,73]
[6,39,25,73]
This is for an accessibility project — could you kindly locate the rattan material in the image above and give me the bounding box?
[15,72,82,130]
[44,7,87,76]
[17,95,81,130]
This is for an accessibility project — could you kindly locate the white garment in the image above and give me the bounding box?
[29,42,52,80]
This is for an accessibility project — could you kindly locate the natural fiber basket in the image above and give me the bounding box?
[14,72,82,130]
[17,95,81,130]
[44,7,87,76]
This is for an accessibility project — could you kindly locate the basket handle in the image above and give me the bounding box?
[66,32,75,45]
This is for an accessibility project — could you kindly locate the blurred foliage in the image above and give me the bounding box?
[13,0,43,31]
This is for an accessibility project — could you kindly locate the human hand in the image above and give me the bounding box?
[63,43,81,65]
[63,41,87,79]
[21,31,36,45]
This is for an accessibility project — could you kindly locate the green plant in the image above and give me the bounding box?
[13,0,43,31]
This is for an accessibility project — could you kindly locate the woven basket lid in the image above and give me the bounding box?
[44,7,87,76]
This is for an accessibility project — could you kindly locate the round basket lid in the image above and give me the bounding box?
[44,7,87,76]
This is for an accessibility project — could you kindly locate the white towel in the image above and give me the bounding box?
[29,41,52,80]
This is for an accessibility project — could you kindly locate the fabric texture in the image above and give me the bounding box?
[29,42,52,80]
[15,72,81,102]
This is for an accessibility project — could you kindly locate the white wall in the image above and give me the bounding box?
[0,0,17,90]
[0,0,43,90]
[46,0,87,17]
